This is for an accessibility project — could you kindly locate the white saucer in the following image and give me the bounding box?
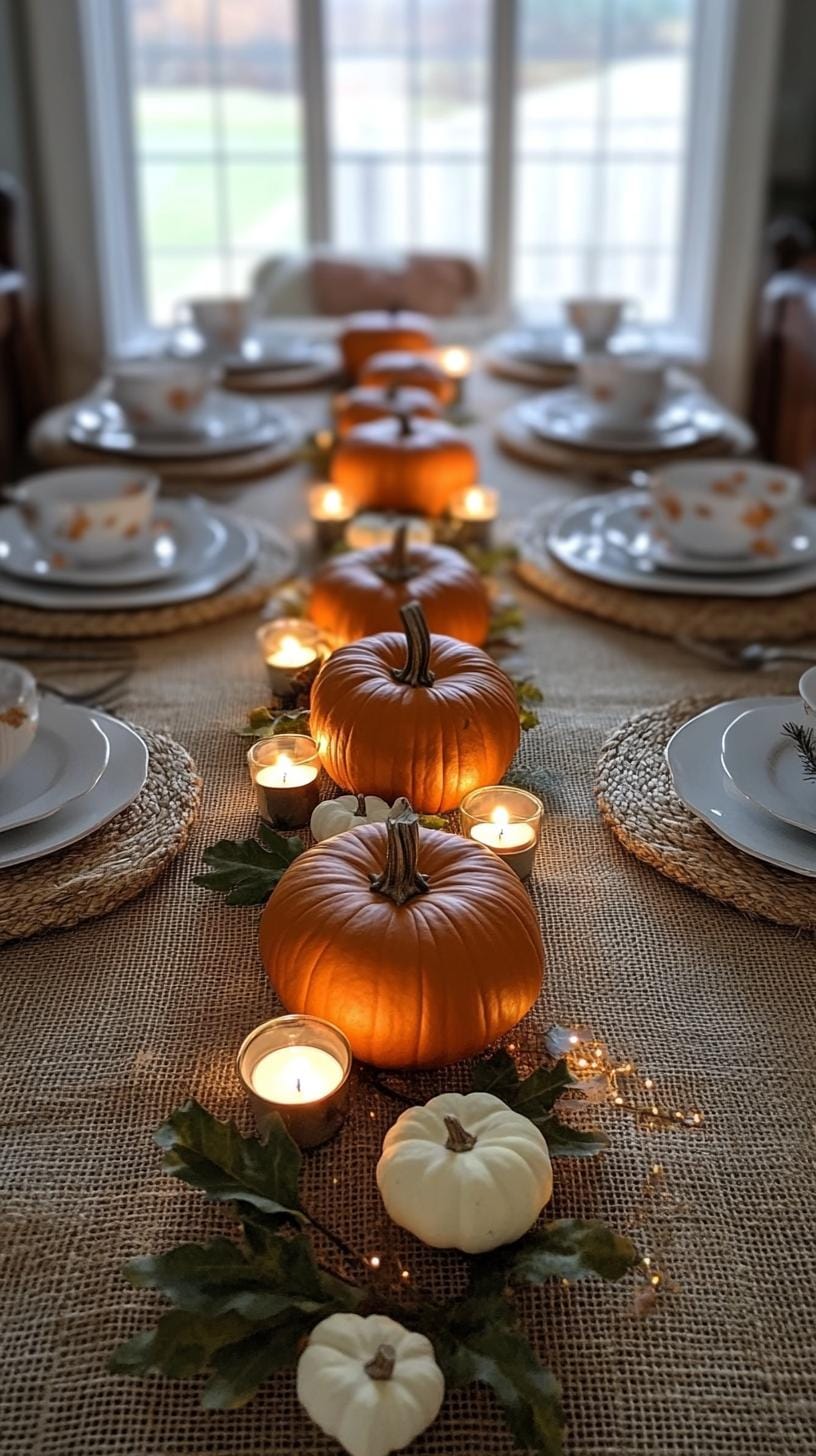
[519,388,724,454]
[604,500,816,577]
[666,696,816,878]
[542,492,816,598]
[499,328,644,370]
[68,392,284,459]
[224,334,323,375]
[0,497,224,588]
[0,697,109,833]
[721,701,816,836]
[0,710,148,869]
[0,511,281,611]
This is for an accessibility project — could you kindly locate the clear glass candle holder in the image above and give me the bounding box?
[308,483,355,552]
[237,1014,352,1148]
[345,511,433,551]
[248,734,320,830]
[256,617,325,703]
[448,485,500,546]
[460,785,542,880]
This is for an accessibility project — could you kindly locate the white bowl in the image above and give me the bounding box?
[187,296,251,355]
[14,467,159,565]
[0,660,38,780]
[564,296,627,348]
[800,666,816,715]
[650,460,802,559]
[109,358,214,433]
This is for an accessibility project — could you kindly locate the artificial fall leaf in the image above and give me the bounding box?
[155,1101,304,1223]
[201,1321,315,1410]
[110,1308,252,1380]
[469,1220,639,1297]
[471,1052,608,1157]
[193,828,303,905]
[238,707,311,740]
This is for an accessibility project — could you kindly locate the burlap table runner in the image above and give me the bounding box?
[3,371,815,1455]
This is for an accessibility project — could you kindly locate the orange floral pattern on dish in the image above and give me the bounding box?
[751,537,779,557]
[693,503,712,518]
[766,479,787,495]
[741,502,776,529]
[121,480,146,496]
[0,706,28,729]
[166,388,193,413]
[659,494,683,521]
[61,509,93,541]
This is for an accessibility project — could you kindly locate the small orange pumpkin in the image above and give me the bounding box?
[309,524,490,645]
[259,802,543,1068]
[333,384,441,438]
[330,415,478,518]
[311,601,520,812]
[339,310,434,377]
[359,351,456,406]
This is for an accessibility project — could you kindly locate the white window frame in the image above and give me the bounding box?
[22,0,784,406]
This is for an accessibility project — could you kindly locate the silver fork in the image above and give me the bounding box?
[674,636,816,670]
[38,670,131,714]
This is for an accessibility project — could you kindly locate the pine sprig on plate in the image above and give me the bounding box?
[783,720,816,781]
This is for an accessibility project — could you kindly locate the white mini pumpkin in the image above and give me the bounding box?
[310,793,394,842]
[376,1091,553,1254]
[297,1312,445,1456]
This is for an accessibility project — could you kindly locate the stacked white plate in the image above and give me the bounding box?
[543,489,816,599]
[0,697,149,869]
[667,695,816,879]
[518,386,726,456]
[68,391,286,460]
[0,496,295,613]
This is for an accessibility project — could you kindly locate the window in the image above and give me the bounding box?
[102,0,733,342]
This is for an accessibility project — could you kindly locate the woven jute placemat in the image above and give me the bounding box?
[0,724,202,943]
[496,400,756,476]
[0,522,296,640]
[516,504,816,643]
[595,695,816,929]
[484,346,575,389]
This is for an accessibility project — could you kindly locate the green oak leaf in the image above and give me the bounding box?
[418,813,450,831]
[124,1235,346,1321]
[536,1115,609,1158]
[155,1101,304,1223]
[504,1060,578,1123]
[471,1048,521,1098]
[193,829,303,905]
[472,1055,606,1156]
[237,707,311,739]
[110,1308,251,1380]
[202,1320,314,1410]
[469,1220,639,1297]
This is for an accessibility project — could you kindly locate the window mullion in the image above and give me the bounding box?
[298,0,331,246]
[485,0,517,315]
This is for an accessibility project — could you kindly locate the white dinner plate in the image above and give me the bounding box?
[519,388,724,454]
[541,492,816,598]
[0,711,148,869]
[604,500,816,578]
[666,696,816,878]
[68,391,285,459]
[721,701,816,836]
[223,333,324,375]
[0,497,223,588]
[499,327,645,370]
[0,512,285,611]
[0,697,109,833]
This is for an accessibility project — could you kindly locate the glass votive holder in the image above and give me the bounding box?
[448,485,499,547]
[256,617,325,703]
[345,511,433,552]
[248,734,320,830]
[237,1014,352,1149]
[460,785,542,880]
[308,483,355,553]
[438,344,472,407]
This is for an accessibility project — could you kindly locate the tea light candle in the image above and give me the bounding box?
[460,786,542,880]
[248,734,320,829]
[237,1014,352,1148]
[256,618,324,702]
[438,345,472,407]
[448,485,500,546]
[345,511,434,551]
[308,483,354,552]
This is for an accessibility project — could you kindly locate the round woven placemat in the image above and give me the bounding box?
[595,695,816,929]
[0,724,202,943]
[516,503,816,642]
[0,521,296,640]
[484,346,575,389]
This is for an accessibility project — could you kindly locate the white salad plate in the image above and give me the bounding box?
[721,701,816,837]
[0,497,223,588]
[0,697,110,834]
[0,511,279,611]
[68,391,284,459]
[519,388,724,454]
[223,334,324,375]
[544,492,816,598]
[604,500,816,578]
[666,696,816,879]
[0,710,148,869]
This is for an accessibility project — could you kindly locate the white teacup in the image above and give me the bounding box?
[650,460,802,559]
[565,297,628,349]
[799,666,816,715]
[14,467,159,566]
[0,660,38,780]
[579,352,666,430]
[109,358,214,434]
[187,296,251,355]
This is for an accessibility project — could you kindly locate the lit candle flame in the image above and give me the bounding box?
[465,487,485,516]
[441,345,470,378]
[323,486,343,517]
[492,806,509,842]
[277,751,292,785]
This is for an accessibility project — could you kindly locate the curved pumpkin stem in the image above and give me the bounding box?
[385,381,400,402]
[444,1115,478,1153]
[376,523,416,584]
[370,802,430,906]
[390,601,435,688]
[396,411,414,439]
[365,1344,396,1380]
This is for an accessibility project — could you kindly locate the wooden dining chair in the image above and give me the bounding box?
[0,173,49,483]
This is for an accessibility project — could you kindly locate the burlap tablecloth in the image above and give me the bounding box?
[3,366,815,1456]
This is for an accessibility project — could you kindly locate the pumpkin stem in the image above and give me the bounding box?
[355,793,367,816]
[385,382,400,402]
[365,1343,396,1381]
[370,802,430,906]
[397,411,414,439]
[390,601,435,688]
[376,523,416,584]
[444,1115,478,1153]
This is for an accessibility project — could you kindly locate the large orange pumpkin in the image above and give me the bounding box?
[330,415,478,518]
[339,310,434,376]
[333,384,441,438]
[359,351,456,406]
[309,524,490,645]
[259,803,543,1068]
[311,601,520,812]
